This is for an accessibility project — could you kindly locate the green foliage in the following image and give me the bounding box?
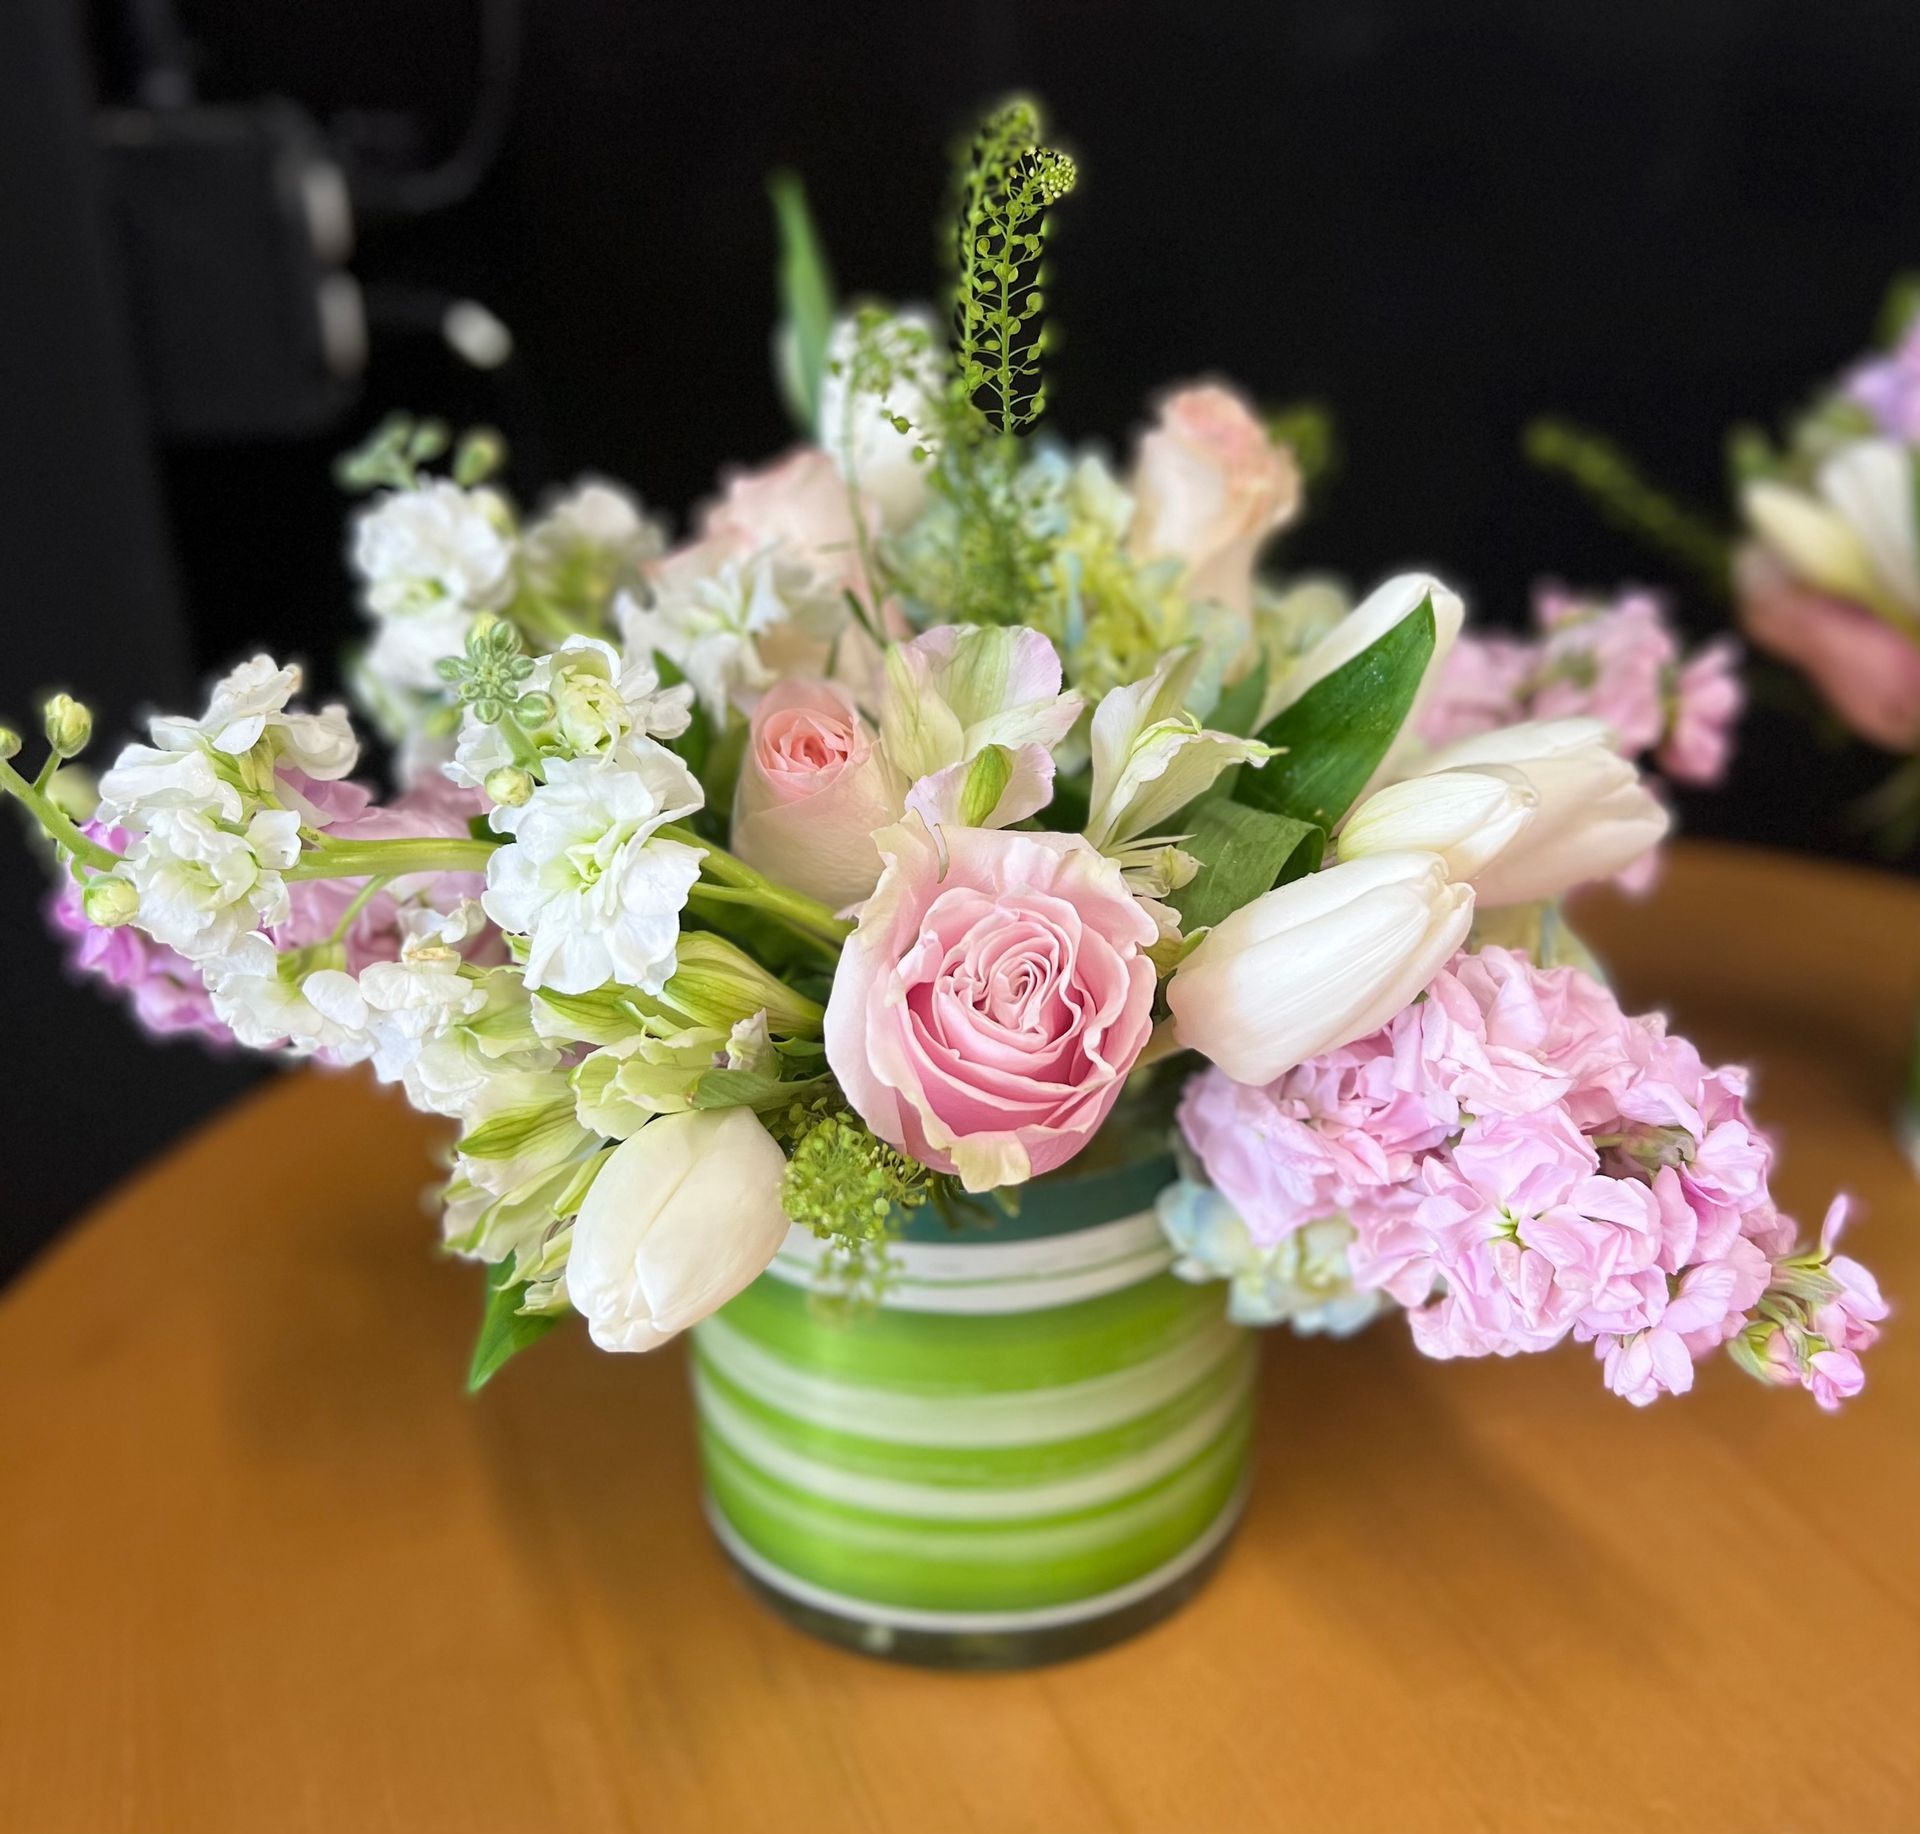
[1265,401,1338,490]
[466,1259,562,1393]
[1209,659,1269,739]
[1169,800,1323,935]
[1874,271,1920,348]
[1523,418,1731,597]
[1239,598,1436,829]
[950,98,1077,435]
[777,1101,930,1244]
[336,413,452,493]
[769,170,837,431]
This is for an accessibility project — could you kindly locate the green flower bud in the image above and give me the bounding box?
[43,693,93,758]
[82,874,140,928]
[0,726,20,760]
[485,765,534,807]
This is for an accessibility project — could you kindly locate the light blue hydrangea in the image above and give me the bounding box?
[1155,1177,1385,1336]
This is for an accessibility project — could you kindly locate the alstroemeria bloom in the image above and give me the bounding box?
[1403,719,1669,906]
[566,1107,791,1352]
[731,679,905,910]
[482,749,704,995]
[824,821,1158,1190]
[1129,384,1301,616]
[1167,852,1474,1086]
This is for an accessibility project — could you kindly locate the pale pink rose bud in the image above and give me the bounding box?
[823,822,1159,1191]
[1130,384,1301,615]
[732,680,904,911]
[1167,851,1474,1085]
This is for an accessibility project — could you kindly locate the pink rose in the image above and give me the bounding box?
[1735,547,1920,751]
[1129,384,1300,615]
[732,680,904,911]
[824,822,1159,1190]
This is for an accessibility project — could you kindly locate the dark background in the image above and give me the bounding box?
[4,0,1918,1274]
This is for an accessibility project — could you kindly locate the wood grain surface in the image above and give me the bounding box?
[2,842,1916,1833]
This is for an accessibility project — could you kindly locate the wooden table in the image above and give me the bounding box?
[3,841,1917,1833]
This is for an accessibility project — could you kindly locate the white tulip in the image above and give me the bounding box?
[1410,719,1668,906]
[1337,766,1537,881]
[1166,851,1474,1084]
[1269,570,1466,730]
[565,1107,791,1353]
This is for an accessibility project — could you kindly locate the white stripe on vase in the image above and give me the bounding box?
[691,1311,1247,1448]
[692,1361,1252,1523]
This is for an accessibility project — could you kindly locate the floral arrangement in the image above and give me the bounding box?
[0,101,1881,1407]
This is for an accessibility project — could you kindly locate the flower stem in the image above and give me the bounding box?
[685,884,842,967]
[659,823,853,944]
[0,757,121,871]
[286,836,500,882]
[328,874,393,941]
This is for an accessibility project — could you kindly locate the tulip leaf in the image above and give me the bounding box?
[467,1261,563,1394]
[769,170,836,432]
[1170,800,1323,935]
[1239,597,1435,828]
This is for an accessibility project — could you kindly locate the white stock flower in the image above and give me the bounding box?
[98,656,357,827]
[448,637,693,788]
[352,480,516,620]
[356,941,488,1083]
[204,933,372,1057]
[521,481,663,585]
[1337,766,1538,882]
[124,807,301,961]
[1084,648,1271,854]
[482,750,705,995]
[616,545,834,723]
[148,655,357,781]
[565,1107,791,1352]
[1166,851,1474,1084]
[1404,719,1669,907]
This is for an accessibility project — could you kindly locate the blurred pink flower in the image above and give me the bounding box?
[1736,547,1920,751]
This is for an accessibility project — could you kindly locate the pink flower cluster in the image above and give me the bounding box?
[1419,588,1742,787]
[1178,947,1886,1407]
[47,822,232,1046]
[1842,311,1920,442]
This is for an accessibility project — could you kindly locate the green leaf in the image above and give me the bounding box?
[466,1261,563,1393]
[1169,800,1324,935]
[1238,598,1436,829]
[769,171,836,432]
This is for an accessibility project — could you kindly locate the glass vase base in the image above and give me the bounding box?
[704,1481,1249,1672]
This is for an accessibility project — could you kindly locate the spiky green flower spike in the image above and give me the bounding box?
[951,98,1078,436]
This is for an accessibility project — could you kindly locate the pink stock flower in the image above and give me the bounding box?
[1532,589,1675,754]
[825,821,1157,1191]
[1415,634,1534,748]
[1842,316,1920,443]
[274,772,489,969]
[1175,946,1882,1408]
[1660,639,1743,784]
[1129,384,1300,616]
[730,679,905,912]
[1735,547,1920,751]
[46,822,231,1046]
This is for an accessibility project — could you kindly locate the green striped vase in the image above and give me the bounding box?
[691,1149,1257,1668]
